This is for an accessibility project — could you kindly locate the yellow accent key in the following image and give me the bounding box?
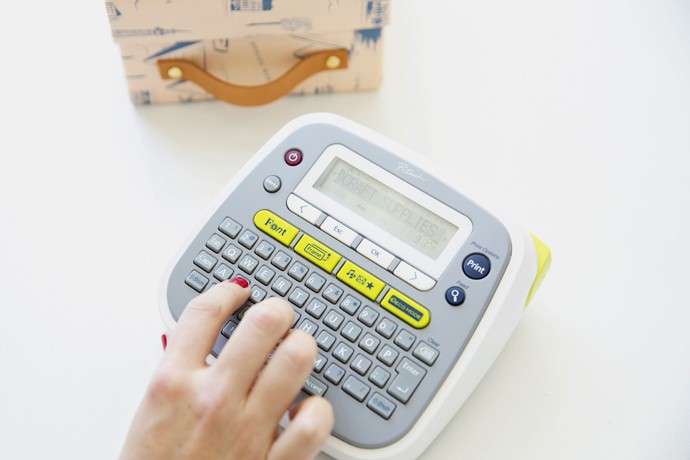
[294,234,341,273]
[381,289,430,329]
[336,260,385,301]
[253,210,299,246]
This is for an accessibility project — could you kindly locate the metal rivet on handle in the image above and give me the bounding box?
[167,66,183,79]
[325,55,341,69]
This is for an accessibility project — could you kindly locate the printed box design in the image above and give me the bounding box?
[106,0,389,42]
[105,1,390,104]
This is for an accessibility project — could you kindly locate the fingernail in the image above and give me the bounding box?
[161,333,168,350]
[228,276,249,288]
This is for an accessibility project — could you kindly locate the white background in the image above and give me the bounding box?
[1,1,689,459]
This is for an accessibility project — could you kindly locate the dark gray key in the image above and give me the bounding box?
[194,251,217,273]
[222,244,242,263]
[271,276,292,296]
[206,234,226,253]
[254,265,276,285]
[323,284,343,303]
[303,375,328,397]
[368,366,391,388]
[185,270,208,292]
[333,342,354,363]
[235,303,251,320]
[316,330,336,351]
[288,287,309,307]
[288,262,309,281]
[324,310,345,330]
[394,330,416,351]
[306,298,327,319]
[367,392,396,419]
[219,217,242,238]
[210,333,228,358]
[388,358,426,403]
[254,240,275,259]
[305,272,326,292]
[341,321,362,342]
[359,333,381,354]
[239,230,258,249]
[375,317,397,339]
[350,354,372,376]
[271,251,291,270]
[377,345,399,367]
[343,375,370,402]
[357,305,379,327]
[413,341,440,366]
[324,363,345,385]
[238,254,259,274]
[339,295,361,315]
[213,264,234,281]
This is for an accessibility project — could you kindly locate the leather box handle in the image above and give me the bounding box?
[157,49,348,106]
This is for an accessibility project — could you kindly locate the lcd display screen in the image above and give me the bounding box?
[313,157,458,259]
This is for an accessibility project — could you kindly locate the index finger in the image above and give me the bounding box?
[163,278,250,369]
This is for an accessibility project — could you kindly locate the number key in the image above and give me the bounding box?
[323,284,343,304]
[219,217,242,238]
[239,230,258,249]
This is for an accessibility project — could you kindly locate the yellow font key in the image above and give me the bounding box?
[253,210,299,246]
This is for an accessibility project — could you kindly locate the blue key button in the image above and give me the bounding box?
[445,286,465,306]
[463,253,491,280]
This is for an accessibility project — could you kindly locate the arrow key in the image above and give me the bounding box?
[287,194,323,224]
[394,261,436,291]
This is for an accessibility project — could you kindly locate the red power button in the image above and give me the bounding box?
[284,148,303,166]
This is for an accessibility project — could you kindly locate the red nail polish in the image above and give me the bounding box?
[161,333,168,350]
[228,276,249,288]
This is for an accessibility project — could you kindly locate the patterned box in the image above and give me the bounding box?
[105,1,390,105]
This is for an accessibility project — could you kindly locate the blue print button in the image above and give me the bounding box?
[463,253,491,280]
[445,287,465,306]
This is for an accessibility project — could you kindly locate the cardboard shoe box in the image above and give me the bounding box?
[105,0,390,105]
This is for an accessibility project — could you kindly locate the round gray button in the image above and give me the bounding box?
[263,175,281,193]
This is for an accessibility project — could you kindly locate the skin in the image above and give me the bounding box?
[120,279,334,460]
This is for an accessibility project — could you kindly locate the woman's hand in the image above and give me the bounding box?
[120,279,334,460]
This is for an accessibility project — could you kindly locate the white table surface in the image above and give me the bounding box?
[2,1,689,459]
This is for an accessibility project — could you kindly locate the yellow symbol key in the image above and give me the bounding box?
[336,261,385,301]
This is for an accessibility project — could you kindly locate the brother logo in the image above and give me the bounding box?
[395,163,427,181]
